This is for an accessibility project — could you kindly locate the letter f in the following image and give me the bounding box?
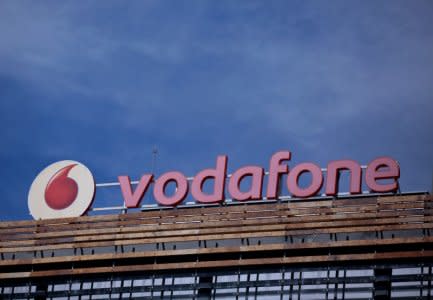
[266,151,291,199]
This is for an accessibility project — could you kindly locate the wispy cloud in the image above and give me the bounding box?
[0,1,432,219]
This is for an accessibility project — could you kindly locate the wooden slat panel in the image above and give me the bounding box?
[1,222,431,253]
[1,195,429,237]
[1,214,428,242]
[1,218,431,249]
[0,195,430,251]
[1,249,432,279]
[0,194,427,230]
[1,195,429,242]
[1,236,432,267]
[0,193,431,282]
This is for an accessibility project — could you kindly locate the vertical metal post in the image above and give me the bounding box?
[34,281,48,300]
[245,272,251,299]
[280,267,285,300]
[342,269,346,300]
[108,276,113,300]
[128,279,133,300]
[160,276,165,299]
[118,279,124,300]
[150,147,158,205]
[421,265,425,299]
[192,271,197,300]
[197,274,213,300]
[26,281,32,300]
[169,277,174,300]
[288,271,294,300]
[333,270,338,300]
[325,267,330,300]
[254,272,259,300]
[297,271,302,300]
[212,274,218,300]
[68,279,72,300]
[89,280,94,300]
[150,275,155,299]
[78,281,84,300]
[374,268,392,300]
[236,268,240,300]
[428,266,432,300]
[152,147,158,174]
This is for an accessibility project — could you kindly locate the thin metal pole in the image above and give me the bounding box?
[289,271,294,300]
[236,268,240,300]
[297,271,302,300]
[333,270,338,300]
[118,279,124,300]
[342,269,346,300]
[420,265,424,299]
[212,274,218,300]
[245,272,251,300]
[89,280,94,300]
[160,276,165,299]
[78,281,83,300]
[152,147,158,175]
[254,272,259,300]
[280,267,285,300]
[427,266,432,300]
[325,267,330,300]
[150,274,155,300]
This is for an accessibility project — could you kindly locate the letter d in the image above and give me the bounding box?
[191,155,228,203]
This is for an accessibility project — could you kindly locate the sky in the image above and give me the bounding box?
[0,1,432,221]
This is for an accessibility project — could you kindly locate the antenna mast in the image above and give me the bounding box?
[152,146,158,174]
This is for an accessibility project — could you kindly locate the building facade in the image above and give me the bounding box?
[1,192,432,299]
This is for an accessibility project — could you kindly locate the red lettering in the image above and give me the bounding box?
[228,166,264,201]
[366,157,400,192]
[116,153,401,207]
[119,175,153,208]
[191,155,227,203]
[266,151,291,199]
[287,163,323,198]
[153,172,188,206]
[325,160,361,196]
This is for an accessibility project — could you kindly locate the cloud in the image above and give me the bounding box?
[0,1,432,219]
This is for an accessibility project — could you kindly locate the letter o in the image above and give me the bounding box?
[287,163,323,198]
[153,172,188,206]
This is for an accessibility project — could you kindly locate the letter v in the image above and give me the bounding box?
[118,175,153,208]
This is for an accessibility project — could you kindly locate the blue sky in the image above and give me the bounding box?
[0,1,432,220]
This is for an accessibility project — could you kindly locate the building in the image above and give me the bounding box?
[0,192,432,299]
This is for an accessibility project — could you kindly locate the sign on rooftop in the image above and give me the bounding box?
[28,151,400,220]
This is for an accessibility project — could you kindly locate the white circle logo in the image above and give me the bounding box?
[28,160,95,220]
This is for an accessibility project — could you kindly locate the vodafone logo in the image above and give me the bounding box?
[28,160,95,220]
[26,152,400,220]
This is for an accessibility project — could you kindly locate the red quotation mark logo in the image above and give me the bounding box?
[28,160,95,220]
[44,164,78,210]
